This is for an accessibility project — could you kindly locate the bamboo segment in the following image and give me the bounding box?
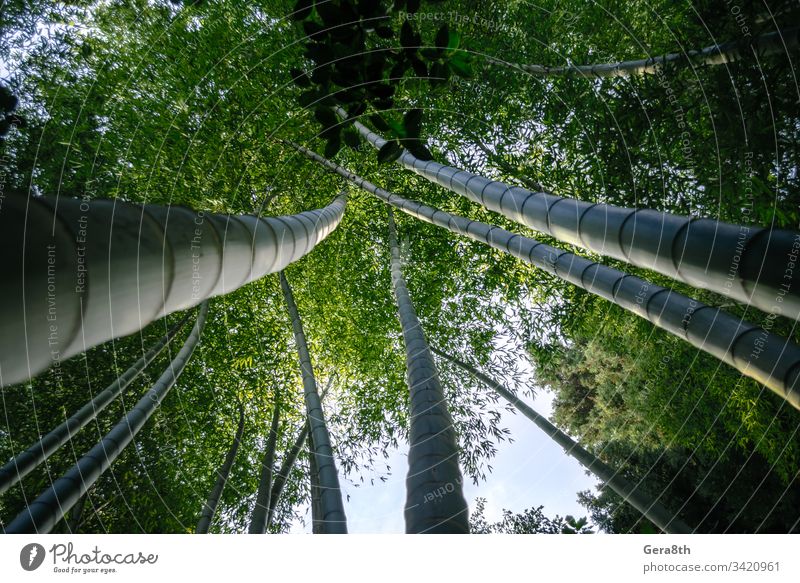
[290,143,800,411]
[345,118,800,321]
[280,272,347,534]
[196,403,246,534]
[267,379,333,529]
[0,193,347,386]
[388,210,470,534]
[248,393,282,535]
[486,28,799,78]
[0,313,190,495]
[4,301,209,534]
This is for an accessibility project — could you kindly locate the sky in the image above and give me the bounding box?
[293,386,599,533]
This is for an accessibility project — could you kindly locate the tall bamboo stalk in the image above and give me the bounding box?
[388,210,470,534]
[0,192,346,386]
[342,116,800,321]
[196,402,246,534]
[0,313,191,495]
[433,347,692,534]
[486,28,799,78]
[248,391,282,534]
[290,143,800,411]
[267,378,333,529]
[4,301,209,534]
[279,272,347,533]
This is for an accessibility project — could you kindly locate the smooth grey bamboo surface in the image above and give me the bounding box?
[486,28,799,78]
[387,210,470,534]
[266,379,333,529]
[307,429,323,534]
[0,192,347,386]
[279,272,347,534]
[344,118,800,322]
[248,394,282,534]
[433,347,692,534]
[196,402,245,534]
[291,143,800,411]
[4,301,209,534]
[0,312,191,495]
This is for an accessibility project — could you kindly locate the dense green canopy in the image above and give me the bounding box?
[1,0,799,533]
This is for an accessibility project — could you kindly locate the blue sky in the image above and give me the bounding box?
[294,387,599,533]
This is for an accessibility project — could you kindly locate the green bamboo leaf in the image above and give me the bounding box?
[377,140,403,163]
[291,0,313,21]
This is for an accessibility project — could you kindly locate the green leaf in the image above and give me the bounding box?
[375,26,394,39]
[314,106,338,128]
[343,127,360,148]
[290,68,312,88]
[404,139,432,160]
[324,136,343,158]
[447,30,461,52]
[291,0,313,21]
[435,24,449,49]
[448,52,473,77]
[303,20,326,38]
[403,108,422,138]
[369,114,390,132]
[377,140,403,163]
[400,21,416,49]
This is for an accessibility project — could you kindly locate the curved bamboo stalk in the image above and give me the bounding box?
[248,391,282,534]
[266,377,333,529]
[3,301,209,534]
[279,272,347,533]
[196,402,245,534]
[342,116,800,321]
[290,143,800,410]
[0,313,191,495]
[486,28,799,78]
[432,347,692,534]
[388,209,470,534]
[0,192,347,386]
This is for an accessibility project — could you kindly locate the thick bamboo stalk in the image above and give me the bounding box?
[290,143,800,410]
[387,210,470,534]
[486,28,799,78]
[0,192,347,386]
[196,402,245,534]
[3,301,209,534]
[279,272,347,533]
[432,347,692,534]
[266,378,333,529]
[248,393,282,534]
[344,117,800,321]
[0,313,191,495]
[307,429,323,534]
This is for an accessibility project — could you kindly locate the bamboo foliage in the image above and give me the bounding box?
[432,347,693,534]
[0,313,191,495]
[345,119,800,321]
[387,210,470,534]
[279,272,347,534]
[290,143,800,411]
[486,28,798,77]
[0,192,347,386]
[196,402,246,534]
[4,301,210,534]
